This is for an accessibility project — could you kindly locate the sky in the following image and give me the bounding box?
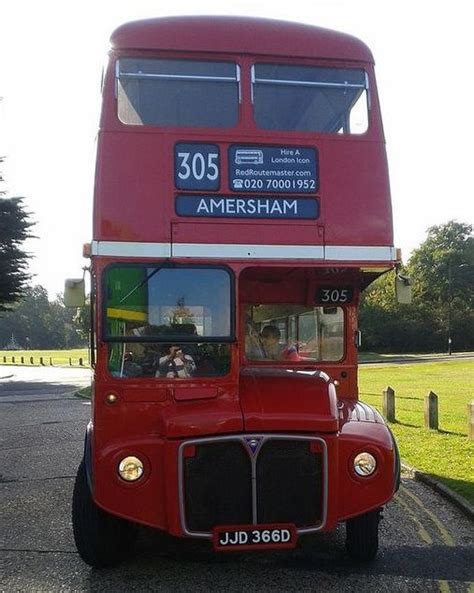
[0,0,472,298]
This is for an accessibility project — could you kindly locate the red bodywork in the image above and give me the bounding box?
[86,16,399,544]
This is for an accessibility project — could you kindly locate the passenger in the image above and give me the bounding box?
[249,325,299,361]
[157,345,196,378]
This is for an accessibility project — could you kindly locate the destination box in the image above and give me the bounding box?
[175,195,319,219]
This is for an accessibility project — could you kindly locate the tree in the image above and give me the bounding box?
[0,196,35,312]
[0,285,87,349]
[408,220,474,352]
[359,220,474,353]
[408,221,473,301]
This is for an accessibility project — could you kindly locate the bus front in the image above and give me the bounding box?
[70,16,400,568]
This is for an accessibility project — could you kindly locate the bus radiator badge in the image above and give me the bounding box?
[244,437,263,456]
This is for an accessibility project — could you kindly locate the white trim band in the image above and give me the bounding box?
[325,245,396,261]
[91,241,171,258]
[173,243,324,259]
[90,241,396,262]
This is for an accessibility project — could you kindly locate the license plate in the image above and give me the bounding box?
[213,524,297,551]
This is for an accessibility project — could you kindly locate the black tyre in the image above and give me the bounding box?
[72,460,137,568]
[345,508,381,561]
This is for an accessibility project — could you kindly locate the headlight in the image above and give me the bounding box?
[353,452,377,477]
[118,456,144,482]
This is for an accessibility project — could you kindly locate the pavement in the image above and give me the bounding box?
[360,352,474,365]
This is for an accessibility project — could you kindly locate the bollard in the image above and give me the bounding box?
[12,356,15,364]
[21,356,24,364]
[468,401,474,441]
[3,356,6,363]
[79,357,83,366]
[40,356,44,366]
[30,356,34,365]
[383,386,396,423]
[50,357,53,366]
[424,391,439,430]
[69,357,72,366]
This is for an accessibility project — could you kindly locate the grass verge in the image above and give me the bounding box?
[359,360,474,504]
[0,348,89,367]
[75,385,92,399]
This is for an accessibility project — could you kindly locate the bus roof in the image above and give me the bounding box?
[110,16,374,63]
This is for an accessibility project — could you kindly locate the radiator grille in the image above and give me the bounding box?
[184,441,252,531]
[257,440,322,526]
[181,436,324,534]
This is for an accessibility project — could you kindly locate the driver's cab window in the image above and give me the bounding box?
[245,304,344,362]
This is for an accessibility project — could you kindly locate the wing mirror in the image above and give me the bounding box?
[64,278,86,307]
[395,273,412,304]
[354,330,362,348]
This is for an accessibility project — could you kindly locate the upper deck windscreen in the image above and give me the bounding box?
[117,58,239,127]
[116,58,368,134]
[253,64,368,134]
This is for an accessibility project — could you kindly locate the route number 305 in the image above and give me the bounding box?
[316,287,353,304]
[175,144,220,190]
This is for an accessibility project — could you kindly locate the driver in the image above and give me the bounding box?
[248,325,299,361]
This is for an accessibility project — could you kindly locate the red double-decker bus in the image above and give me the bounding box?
[68,16,403,567]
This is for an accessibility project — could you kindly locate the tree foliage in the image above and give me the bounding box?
[360,221,474,352]
[0,285,87,349]
[408,220,474,305]
[0,196,35,312]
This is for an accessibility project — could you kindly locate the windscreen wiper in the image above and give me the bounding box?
[118,263,170,304]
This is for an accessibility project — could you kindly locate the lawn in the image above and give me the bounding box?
[0,348,89,367]
[359,360,474,504]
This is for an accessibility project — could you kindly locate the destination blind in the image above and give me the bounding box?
[175,195,319,219]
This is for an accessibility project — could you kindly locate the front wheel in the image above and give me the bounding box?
[345,508,381,561]
[72,460,137,568]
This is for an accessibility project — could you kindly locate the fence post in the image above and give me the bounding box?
[79,357,83,366]
[468,401,474,441]
[39,356,44,366]
[424,391,439,430]
[12,356,15,364]
[50,357,53,366]
[383,386,396,422]
[3,356,6,363]
[21,356,24,364]
[30,356,34,365]
[69,357,72,366]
